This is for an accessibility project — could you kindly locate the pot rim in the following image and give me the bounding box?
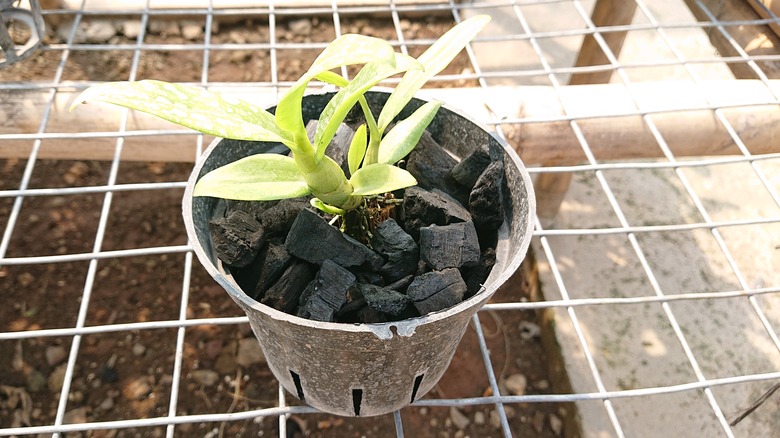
[182,89,535,337]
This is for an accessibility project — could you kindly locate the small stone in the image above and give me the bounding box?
[407,268,467,315]
[26,369,47,393]
[450,406,470,430]
[533,411,545,434]
[489,409,501,429]
[63,407,88,425]
[68,391,84,403]
[131,343,146,357]
[454,431,465,438]
[84,20,117,43]
[190,370,219,387]
[474,411,485,425]
[148,20,180,36]
[469,160,505,230]
[288,18,312,35]
[504,373,527,396]
[215,349,237,375]
[205,339,223,360]
[549,413,563,436]
[98,397,115,411]
[48,365,67,392]
[419,221,480,270]
[123,377,152,400]
[285,209,381,269]
[519,320,541,340]
[535,380,550,390]
[100,365,119,383]
[181,21,204,40]
[122,20,142,39]
[45,345,67,367]
[236,338,265,367]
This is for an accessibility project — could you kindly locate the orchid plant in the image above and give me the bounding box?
[72,16,489,216]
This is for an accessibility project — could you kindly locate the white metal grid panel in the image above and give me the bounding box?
[1,0,779,437]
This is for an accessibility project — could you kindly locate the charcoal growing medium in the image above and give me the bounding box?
[209,122,507,324]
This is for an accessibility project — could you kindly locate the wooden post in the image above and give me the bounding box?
[683,0,780,79]
[535,0,637,222]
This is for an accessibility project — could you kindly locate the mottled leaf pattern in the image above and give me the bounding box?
[194,154,311,201]
[350,163,417,196]
[379,101,440,165]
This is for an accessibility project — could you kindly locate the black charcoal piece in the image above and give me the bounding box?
[299,260,357,322]
[469,160,505,230]
[353,283,412,316]
[209,210,266,268]
[385,274,414,292]
[450,144,491,190]
[306,120,354,173]
[406,268,467,315]
[402,186,471,238]
[225,199,276,222]
[260,260,315,313]
[253,241,293,300]
[463,247,496,298]
[419,221,480,270]
[260,198,310,237]
[405,131,469,203]
[285,209,382,268]
[358,306,388,323]
[371,219,419,282]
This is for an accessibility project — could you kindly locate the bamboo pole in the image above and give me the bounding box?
[2,81,779,164]
[535,0,637,220]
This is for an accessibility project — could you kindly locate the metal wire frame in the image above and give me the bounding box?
[1,0,779,437]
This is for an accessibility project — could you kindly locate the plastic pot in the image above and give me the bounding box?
[182,90,535,417]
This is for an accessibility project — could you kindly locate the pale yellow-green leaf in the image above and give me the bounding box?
[193,154,311,201]
[379,101,440,165]
[348,124,367,175]
[72,80,295,149]
[349,163,417,196]
[377,15,490,131]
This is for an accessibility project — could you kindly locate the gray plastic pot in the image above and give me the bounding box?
[182,90,535,417]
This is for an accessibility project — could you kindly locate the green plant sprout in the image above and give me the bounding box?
[71,16,490,216]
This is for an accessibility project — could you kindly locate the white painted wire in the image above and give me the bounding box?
[2,1,780,437]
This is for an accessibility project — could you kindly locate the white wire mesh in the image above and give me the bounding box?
[1,0,779,437]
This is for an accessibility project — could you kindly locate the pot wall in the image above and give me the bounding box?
[183,91,535,416]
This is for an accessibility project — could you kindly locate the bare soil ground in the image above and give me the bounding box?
[1,13,564,437]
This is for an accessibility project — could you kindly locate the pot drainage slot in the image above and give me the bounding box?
[290,370,304,401]
[411,374,425,402]
[352,389,363,416]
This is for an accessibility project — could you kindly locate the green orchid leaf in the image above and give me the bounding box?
[275,35,396,154]
[315,70,349,87]
[377,15,490,132]
[194,154,311,201]
[314,53,422,160]
[349,163,417,196]
[378,100,440,165]
[71,80,295,149]
[348,124,367,175]
[310,198,347,216]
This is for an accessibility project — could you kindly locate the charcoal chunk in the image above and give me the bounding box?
[253,241,293,299]
[225,199,276,222]
[450,144,491,189]
[407,268,467,315]
[419,221,480,270]
[285,209,382,268]
[371,219,419,282]
[385,274,414,292]
[352,283,412,316]
[306,120,354,173]
[469,160,505,230]
[209,210,266,268]
[402,186,471,238]
[261,260,315,313]
[405,131,469,203]
[299,260,357,322]
[260,199,310,236]
[463,247,496,298]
